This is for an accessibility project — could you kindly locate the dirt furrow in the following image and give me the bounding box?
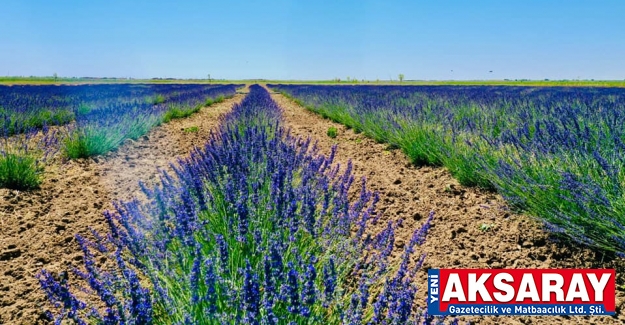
[269,89,625,325]
[0,92,244,324]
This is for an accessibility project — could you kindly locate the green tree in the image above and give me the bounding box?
[399,73,404,82]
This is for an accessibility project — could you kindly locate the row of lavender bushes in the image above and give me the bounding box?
[62,84,240,158]
[269,84,625,257]
[0,84,236,135]
[0,84,239,189]
[37,85,452,324]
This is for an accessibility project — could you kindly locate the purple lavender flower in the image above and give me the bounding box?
[282,263,300,314]
[322,257,337,307]
[242,261,261,325]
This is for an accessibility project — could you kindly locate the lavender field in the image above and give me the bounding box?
[271,84,625,257]
[2,83,623,325]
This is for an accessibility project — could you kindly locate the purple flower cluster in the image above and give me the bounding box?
[37,230,152,324]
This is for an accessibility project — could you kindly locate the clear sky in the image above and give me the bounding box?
[1,0,623,80]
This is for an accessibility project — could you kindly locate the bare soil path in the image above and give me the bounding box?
[269,87,625,325]
[0,91,245,324]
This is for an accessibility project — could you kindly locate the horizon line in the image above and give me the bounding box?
[1,76,624,82]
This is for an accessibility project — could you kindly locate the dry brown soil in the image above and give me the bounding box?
[269,89,625,325]
[0,92,245,324]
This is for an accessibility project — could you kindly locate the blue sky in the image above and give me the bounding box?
[1,0,623,80]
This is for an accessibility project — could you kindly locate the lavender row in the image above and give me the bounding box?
[270,84,625,256]
[37,85,449,324]
[0,84,237,136]
[63,84,240,158]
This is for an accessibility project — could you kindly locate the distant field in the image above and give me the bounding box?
[0,76,235,85]
[277,79,625,87]
[2,76,625,87]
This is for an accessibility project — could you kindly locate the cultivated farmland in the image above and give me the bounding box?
[0,83,623,324]
[271,85,625,256]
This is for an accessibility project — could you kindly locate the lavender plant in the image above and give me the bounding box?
[37,229,153,324]
[0,119,58,189]
[39,85,442,324]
